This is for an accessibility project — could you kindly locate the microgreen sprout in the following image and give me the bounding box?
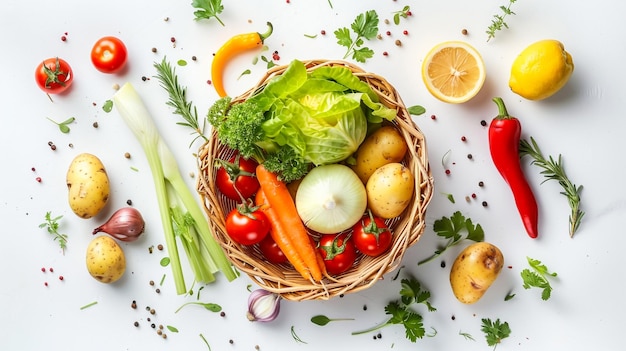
[39,211,68,254]
[47,117,75,134]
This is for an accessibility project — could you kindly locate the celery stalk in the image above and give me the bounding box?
[112,83,237,295]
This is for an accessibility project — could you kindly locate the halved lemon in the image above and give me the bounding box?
[421,41,486,103]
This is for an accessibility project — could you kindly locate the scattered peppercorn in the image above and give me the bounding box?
[395,39,402,46]
[134,321,139,327]
[145,306,151,311]
[49,267,54,273]
[430,114,437,120]
[126,199,133,206]
[480,120,487,126]
[382,51,389,56]
[471,193,477,199]
[192,56,197,61]
[377,333,382,339]
[150,308,156,315]
[41,267,46,272]
[155,288,161,294]
[151,323,156,329]
[162,334,167,339]
[149,246,154,254]
[93,121,99,128]
[440,261,446,268]
[386,31,391,36]
[467,154,473,160]
[220,311,226,317]
[35,177,42,183]
[363,305,367,311]
[462,29,468,35]
[157,329,162,336]
[68,143,73,148]
[403,30,409,35]
[482,201,488,207]
[152,47,157,53]
[445,169,451,175]
[320,29,326,35]
[142,76,148,81]
[451,315,456,320]
[149,280,155,286]
[461,136,467,142]
[170,37,176,43]
[479,181,485,187]
[229,339,234,344]
[59,276,64,281]
[131,300,137,309]
[124,152,131,159]
[157,244,164,251]
[61,35,67,42]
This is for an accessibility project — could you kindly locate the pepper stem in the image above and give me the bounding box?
[492,97,511,119]
[259,22,274,42]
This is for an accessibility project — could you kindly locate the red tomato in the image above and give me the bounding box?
[318,233,357,275]
[225,204,270,245]
[35,57,73,94]
[258,234,287,264]
[91,36,128,73]
[216,154,260,201]
[352,213,392,256]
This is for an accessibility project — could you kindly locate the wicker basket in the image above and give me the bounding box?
[197,59,433,301]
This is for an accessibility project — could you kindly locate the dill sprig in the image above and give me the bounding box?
[519,137,584,237]
[153,57,208,147]
[486,0,517,42]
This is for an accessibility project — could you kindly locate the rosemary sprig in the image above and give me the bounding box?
[486,0,517,42]
[519,137,584,237]
[153,57,208,147]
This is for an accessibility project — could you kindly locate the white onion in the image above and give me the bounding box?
[295,164,367,234]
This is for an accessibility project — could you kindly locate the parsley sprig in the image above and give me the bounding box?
[521,257,557,300]
[481,318,511,349]
[418,211,484,265]
[191,0,225,25]
[47,117,75,134]
[153,57,208,147]
[519,136,584,237]
[334,10,379,63]
[486,0,518,42]
[39,211,68,254]
[352,277,436,342]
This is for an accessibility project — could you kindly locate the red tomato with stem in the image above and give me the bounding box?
[91,36,128,73]
[258,234,287,264]
[352,211,392,256]
[318,233,357,275]
[215,154,260,201]
[35,57,73,94]
[225,202,270,245]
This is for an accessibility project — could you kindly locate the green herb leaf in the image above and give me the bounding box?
[460,330,475,341]
[175,301,222,313]
[291,326,307,344]
[418,211,484,265]
[47,117,75,134]
[153,57,208,148]
[352,277,434,343]
[191,0,225,26]
[481,318,511,348]
[407,105,426,116]
[486,0,517,42]
[335,10,379,63]
[392,6,411,25]
[166,325,179,333]
[102,100,114,113]
[521,256,557,300]
[39,211,68,254]
[160,257,171,267]
[310,315,354,326]
[520,136,584,237]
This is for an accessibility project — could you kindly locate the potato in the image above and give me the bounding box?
[86,235,126,283]
[366,162,414,219]
[351,126,408,183]
[66,153,110,219]
[449,242,504,304]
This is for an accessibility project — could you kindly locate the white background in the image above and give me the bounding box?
[2,0,625,350]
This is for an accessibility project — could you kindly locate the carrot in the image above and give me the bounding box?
[255,164,323,282]
[255,189,311,281]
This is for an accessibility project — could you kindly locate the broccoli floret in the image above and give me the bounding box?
[207,98,265,160]
[262,146,310,183]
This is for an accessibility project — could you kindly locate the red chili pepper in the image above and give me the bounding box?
[488,97,539,239]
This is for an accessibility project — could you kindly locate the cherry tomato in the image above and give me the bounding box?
[352,212,392,256]
[225,203,270,245]
[318,233,357,275]
[35,57,73,94]
[91,36,128,73]
[258,234,287,264]
[216,154,260,201]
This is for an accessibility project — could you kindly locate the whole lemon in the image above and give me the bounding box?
[509,39,574,100]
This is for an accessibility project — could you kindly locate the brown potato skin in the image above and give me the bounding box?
[365,163,414,219]
[449,242,504,304]
[351,126,408,184]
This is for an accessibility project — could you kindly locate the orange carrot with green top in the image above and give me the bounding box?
[255,164,322,282]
